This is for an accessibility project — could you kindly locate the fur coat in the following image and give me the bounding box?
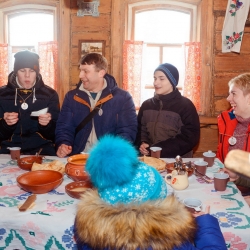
[74,190,226,250]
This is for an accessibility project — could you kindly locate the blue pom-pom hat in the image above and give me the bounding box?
[86,135,167,205]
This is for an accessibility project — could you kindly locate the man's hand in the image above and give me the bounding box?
[57,144,72,158]
[139,142,150,155]
[4,112,19,125]
[38,113,52,126]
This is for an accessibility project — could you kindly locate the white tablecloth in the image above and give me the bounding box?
[1,155,250,249]
[162,158,250,249]
[0,154,77,250]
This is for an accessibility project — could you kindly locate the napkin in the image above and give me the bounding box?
[30,107,48,116]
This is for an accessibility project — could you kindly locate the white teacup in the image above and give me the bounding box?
[183,198,202,212]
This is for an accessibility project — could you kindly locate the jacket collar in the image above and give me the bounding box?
[154,88,181,102]
[75,190,196,249]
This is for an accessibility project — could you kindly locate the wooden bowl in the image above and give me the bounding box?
[17,156,43,171]
[16,170,63,194]
[166,162,194,177]
[65,181,93,199]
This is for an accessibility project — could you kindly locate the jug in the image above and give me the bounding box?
[165,170,189,190]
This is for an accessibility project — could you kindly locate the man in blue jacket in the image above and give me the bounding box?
[55,53,137,157]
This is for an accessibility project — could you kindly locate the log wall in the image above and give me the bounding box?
[68,0,250,157]
[1,0,250,157]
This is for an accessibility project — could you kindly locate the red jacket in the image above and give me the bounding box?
[217,109,250,163]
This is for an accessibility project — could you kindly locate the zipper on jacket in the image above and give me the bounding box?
[153,100,163,143]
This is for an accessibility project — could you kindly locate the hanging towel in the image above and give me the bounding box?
[222,0,250,53]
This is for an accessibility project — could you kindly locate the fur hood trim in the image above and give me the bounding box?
[75,190,197,250]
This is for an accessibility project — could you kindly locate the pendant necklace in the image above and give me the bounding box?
[17,91,33,110]
[98,108,103,116]
[97,104,103,116]
[228,136,237,146]
[220,132,247,146]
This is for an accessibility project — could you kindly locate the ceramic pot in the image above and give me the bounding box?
[65,154,89,182]
[165,170,189,190]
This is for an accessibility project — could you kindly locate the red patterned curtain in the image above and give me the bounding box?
[38,41,58,90]
[0,44,9,87]
[183,42,202,112]
[123,40,143,109]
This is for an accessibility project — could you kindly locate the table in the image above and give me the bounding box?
[1,155,250,250]
[162,158,250,250]
[0,154,78,250]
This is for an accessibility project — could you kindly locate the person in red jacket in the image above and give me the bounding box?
[217,73,250,192]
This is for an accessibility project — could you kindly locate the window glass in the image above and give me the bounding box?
[8,12,54,71]
[163,46,185,90]
[135,10,190,43]
[9,13,54,47]
[135,9,191,103]
[144,46,160,85]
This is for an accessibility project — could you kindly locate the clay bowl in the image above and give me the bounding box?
[66,154,90,182]
[16,170,63,194]
[17,156,43,171]
[166,162,194,177]
[65,180,94,199]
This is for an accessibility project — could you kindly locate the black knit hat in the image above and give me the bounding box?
[14,50,40,74]
[154,63,179,88]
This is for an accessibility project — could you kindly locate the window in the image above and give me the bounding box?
[127,1,199,103]
[0,4,55,72]
[9,13,54,49]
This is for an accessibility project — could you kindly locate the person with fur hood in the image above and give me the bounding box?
[74,135,226,250]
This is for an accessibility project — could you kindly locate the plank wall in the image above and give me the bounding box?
[1,0,250,157]
[68,0,250,157]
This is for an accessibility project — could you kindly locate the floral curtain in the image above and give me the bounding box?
[0,44,9,87]
[183,42,202,112]
[38,41,58,90]
[222,0,250,53]
[123,40,143,109]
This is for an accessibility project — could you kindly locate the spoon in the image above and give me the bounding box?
[195,168,213,180]
[36,148,43,157]
[194,169,213,183]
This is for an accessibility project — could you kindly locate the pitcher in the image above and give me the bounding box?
[165,170,189,190]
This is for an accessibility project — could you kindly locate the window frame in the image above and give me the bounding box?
[143,43,184,91]
[127,2,197,102]
[0,0,71,105]
[0,4,57,45]
[127,2,198,42]
[111,0,214,116]
[7,10,55,53]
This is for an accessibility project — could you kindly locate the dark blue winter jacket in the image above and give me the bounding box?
[55,74,137,155]
[0,72,59,155]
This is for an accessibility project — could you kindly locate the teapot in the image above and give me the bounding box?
[165,170,189,190]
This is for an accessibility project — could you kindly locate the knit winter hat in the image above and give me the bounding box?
[154,63,179,88]
[14,50,40,74]
[86,135,167,205]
